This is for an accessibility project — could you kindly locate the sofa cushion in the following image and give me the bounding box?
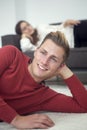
[66,47,87,69]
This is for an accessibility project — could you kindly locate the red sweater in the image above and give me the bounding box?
[0,45,87,123]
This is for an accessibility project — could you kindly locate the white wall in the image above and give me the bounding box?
[0,0,16,47]
[26,0,87,26]
[15,0,27,22]
[0,0,16,35]
[0,0,87,47]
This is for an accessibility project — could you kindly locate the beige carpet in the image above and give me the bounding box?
[0,84,87,130]
[0,112,87,130]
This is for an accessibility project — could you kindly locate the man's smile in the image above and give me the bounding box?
[37,64,48,71]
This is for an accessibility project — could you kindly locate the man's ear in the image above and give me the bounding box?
[58,63,65,69]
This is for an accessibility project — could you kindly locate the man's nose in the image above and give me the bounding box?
[41,57,49,65]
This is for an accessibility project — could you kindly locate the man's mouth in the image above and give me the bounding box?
[38,64,48,71]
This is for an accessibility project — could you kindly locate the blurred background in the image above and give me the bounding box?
[0,0,87,47]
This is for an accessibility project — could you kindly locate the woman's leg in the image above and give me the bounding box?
[74,20,87,47]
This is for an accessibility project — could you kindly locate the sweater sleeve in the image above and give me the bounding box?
[64,74,87,110]
[0,46,19,123]
[0,45,16,75]
[0,97,18,123]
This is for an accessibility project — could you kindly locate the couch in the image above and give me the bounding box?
[1,34,87,84]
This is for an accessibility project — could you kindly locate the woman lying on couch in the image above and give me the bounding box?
[15,19,87,52]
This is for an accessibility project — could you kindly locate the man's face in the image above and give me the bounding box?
[29,39,65,82]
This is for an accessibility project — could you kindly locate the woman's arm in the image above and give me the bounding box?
[63,19,80,27]
[20,37,37,52]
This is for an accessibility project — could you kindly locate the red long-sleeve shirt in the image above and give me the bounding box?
[0,45,87,123]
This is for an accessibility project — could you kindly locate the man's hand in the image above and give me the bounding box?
[55,64,73,79]
[63,19,80,27]
[11,114,55,129]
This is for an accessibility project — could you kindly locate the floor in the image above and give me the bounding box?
[0,84,87,130]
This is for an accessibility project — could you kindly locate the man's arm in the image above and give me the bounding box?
[56,64,87,110]
[0,98,18,123]
[0,46,19,122]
